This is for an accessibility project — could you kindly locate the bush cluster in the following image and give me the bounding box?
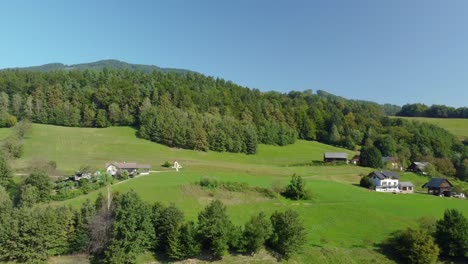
[383,209,468,263]
[281,174,313,200]
[197,177,278,198]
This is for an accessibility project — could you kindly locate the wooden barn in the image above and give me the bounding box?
[422,178,454,197]
[323,152,348,163]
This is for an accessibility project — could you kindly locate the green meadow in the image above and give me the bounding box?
[393,116,468,141]
[3,124,468,263]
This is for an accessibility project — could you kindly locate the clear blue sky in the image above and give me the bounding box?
[1,0,467,107]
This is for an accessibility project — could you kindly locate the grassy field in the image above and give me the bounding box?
[12,124,356,173]
[393,116,468,141]
[2,124,468,263]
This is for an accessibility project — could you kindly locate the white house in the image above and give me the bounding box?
[370,170,400,192]
[105,162,150,176]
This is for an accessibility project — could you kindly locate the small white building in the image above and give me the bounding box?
[398,182,414,194]
[370,170,400,192]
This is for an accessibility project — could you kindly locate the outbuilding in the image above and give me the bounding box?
[323,152,348,163]
[398,182,414,194]
[422,178,454,197]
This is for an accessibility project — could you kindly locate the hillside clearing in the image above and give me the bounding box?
[393,116,468,140]
[1,124,467,263]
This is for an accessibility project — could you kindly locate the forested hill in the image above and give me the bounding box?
[315,90,401,116]
[2,59,195,74]
[0,67,466,181]
[397,103,468,118]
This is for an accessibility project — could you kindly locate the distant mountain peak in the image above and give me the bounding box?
[3,59,195,74]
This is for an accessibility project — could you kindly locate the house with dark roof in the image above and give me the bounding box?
[422,178,454,197]
[407,162,429,174]
[105,162,150,176]
[369,170,400,192]
[323,152,348,163]
[398,182,414,194]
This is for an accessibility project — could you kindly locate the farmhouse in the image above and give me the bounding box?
[323,152,348,163]
[422,178,454,197]
[370,170,400,192]
[382,156,402,170]
[398,182,414,194]
[406,161,429,174]
[105,162,150,176]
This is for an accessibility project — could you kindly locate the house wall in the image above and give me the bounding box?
[324,158,348,163]
[399,186,414,193]
[371,176,399,192]
[106,165,118,176]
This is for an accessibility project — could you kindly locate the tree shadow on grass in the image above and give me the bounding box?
[374,240,403,264]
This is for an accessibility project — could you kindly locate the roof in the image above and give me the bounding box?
[372,170,400,180]
[105,162,150,169]
[422,178,454,188]
[324,152,348,159]
[413,162,429,170]
[399,182,414,187]
[382,156,397,163]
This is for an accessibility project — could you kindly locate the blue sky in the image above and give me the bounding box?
[0,0,467,107]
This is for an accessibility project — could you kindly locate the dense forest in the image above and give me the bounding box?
[397,103,468,118]
[0,68,466,180]
[0,188,307,263]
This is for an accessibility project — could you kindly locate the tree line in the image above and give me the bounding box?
[397,103,468,118]
[0,188,307,263]
[0,69,466,179]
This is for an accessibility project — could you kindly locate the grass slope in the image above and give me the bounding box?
[393,116,468,140]
[13,124,355,173]
[2,124,467,263]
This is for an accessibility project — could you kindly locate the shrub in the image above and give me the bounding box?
[178,221,201,259]
[359,175,374,189]
[23,171,52,202]
[154,204,184,257]
[267,209,307,259]
[79,179,91,194]
[281,174,312,200]
[253,187,278,198]
[360,145,383,168]
[162,161,172,168]
[199,176,219,189]
[198,177,248,192]
[227,225,244,252]
[434,209,468,258]
[197,200,233,259]
[104,190,154,263]
[0,154,12,188]
[242,212,272,255]
[383,228,439,264]
[118,170,129,180]
[1,136,23,159]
